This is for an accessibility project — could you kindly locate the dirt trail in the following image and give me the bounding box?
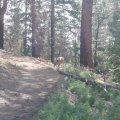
[0,51,64,120]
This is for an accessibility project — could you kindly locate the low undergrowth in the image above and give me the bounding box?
[35,78,120,120]
[64,64,97,80]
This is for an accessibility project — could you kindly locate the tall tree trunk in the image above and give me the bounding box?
[0,0,8,49]
[80,0,93,68]
[73,41,77,67]
[31,0,36,57]
[51,0,55,63]
[24,0,28,55]
[94,18,101,67]
[0,16,4,49]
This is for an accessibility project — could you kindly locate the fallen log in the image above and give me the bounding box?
[57,69,120,90]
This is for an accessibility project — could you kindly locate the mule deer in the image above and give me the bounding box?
[54,57,64,68]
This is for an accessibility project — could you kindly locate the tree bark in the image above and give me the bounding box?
[80,0,93,68]
[0,16,3,49]
[24,0,28,55]
[51,0,55,63]
[31,0,36,57]
[0,0,8,49]
[94,18,100,67]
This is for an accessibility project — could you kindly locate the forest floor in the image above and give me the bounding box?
[0,50,64,120]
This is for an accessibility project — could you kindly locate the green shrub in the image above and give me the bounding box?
[36,79,120,120]
[106,97,120,120]
[68,80,90,103]
[80,71,95,80]
[38,92,69,120]
[108,11,120,83]
[37,91,99,120]
[99,91,111,101]
[64,64,96,80]
[88,96,95,107]
[95,100,106,113]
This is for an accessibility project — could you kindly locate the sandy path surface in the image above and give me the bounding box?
[0,52,64,120]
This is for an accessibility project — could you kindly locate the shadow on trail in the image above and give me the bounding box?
[0,63,64,120]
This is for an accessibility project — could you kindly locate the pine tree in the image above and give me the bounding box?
[0,0,8,49]
[80,0,93,68]
[109,10,120,82]
[51,0,55,62]
[23,0,28,55]
[4,0,22,55]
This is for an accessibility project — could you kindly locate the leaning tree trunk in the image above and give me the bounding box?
[0,0,8,49]
[51,0,55,63]
[80,0,93,68]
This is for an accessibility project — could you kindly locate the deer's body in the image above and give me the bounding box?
[54,57,64,68]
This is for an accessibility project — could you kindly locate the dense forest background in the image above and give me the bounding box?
[0,0,120,83]
[0,0,120,120]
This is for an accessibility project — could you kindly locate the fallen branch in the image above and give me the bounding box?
[57,69,120,90]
